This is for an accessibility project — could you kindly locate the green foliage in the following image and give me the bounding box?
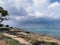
[0,7,8,17]
[0,7,8,24]
[0,32,23,45]
[6,25,9,27]
[0,28,10,31]
[0,32,4,39]
[32,41,58,45]
[0,24,3,27]
[3,36,22,45]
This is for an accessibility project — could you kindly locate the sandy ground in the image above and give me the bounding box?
[0,40,6,45]
[3,33,31,45]
[3,33,60,45]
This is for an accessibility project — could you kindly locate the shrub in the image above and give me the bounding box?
[6,25,9,27]
[0,24,3,27]
[32,41,58,45]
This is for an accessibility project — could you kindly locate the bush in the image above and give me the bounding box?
[6,25,9,27]
[3,36,23,45]
[32,41,58,45]
[10,27,13,29]
[1,34,23,45]
[0,28,10,30]
[0,24,3,27]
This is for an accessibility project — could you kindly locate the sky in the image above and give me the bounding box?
[0,0,60,28]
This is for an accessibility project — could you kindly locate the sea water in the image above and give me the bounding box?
[24,28,60,39]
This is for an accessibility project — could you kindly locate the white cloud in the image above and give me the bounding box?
[35,11,43,17]
[14,0,20,9]
[0,0,60,19]
[25,6,33,13]
[33,0,49,11]
[14,16,25,21]
[28,11,44,17]
[0,1,4,4]
[33,0,48,5]
[49,12,54,17]
[47,2,60,19]
[0,0,5,7]
[48,2,59,9]
[49,12,58,19]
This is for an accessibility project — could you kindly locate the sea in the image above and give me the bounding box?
[23,28,60,39]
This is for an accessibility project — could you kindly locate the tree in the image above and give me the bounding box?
[0,7,8,24]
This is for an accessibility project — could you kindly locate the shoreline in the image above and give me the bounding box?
[0,27,60,45]
[22,28,60,39]
[3,28,60,45]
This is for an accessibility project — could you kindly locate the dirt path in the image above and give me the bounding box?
[3,33,31,45]
[0,40,6,45]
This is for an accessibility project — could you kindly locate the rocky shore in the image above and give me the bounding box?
[3,28,60,45]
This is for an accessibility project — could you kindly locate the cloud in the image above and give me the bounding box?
[17,17,60,28]
[33,0,48,5]
[48,2,59,9]
[35,11,43,17]
[33,0,49,11]
[49,12,58,19]
[47,2,60,19]
[0,0,28,16]
[0,0,60,28]
[14,16,25,21]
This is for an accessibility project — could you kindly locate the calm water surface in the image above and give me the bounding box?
[24,28,60,39]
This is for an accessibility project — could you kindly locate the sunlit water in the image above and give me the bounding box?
[24,28,60,39]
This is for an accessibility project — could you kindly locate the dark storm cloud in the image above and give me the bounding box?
[19,18,55,25]
[17,17,60,28]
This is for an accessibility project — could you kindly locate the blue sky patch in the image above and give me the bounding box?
[50,0,60,3]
